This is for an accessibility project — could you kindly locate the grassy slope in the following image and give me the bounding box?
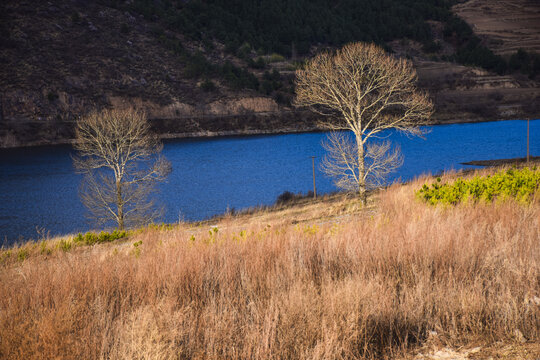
[0,167,539,359]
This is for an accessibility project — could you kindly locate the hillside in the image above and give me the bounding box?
[453,0,540,56]
[1,0,539,147]
[1,167,539,358]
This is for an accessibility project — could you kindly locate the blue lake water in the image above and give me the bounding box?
[0,119,538,244]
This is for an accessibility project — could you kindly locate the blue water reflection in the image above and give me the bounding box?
[0,119,538,243]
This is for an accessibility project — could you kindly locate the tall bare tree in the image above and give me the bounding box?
[73,108,171,230]
[295,42,433,204]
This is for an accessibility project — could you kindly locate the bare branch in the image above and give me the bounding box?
[322,132,403,192]
[73,108,171,230]
[295,42,433,203]
[321,132,360,192]
[364,141,403,189]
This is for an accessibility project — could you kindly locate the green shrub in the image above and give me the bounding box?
[417,167,540,205]
[509,48,540,78]
[73,230,128,246]
[58,239,72,252]
[422,40,441,53]
[147,223,176,231]
[248,57,266,69]
[133,240,143,257]
[268,53,285,63]
[184,51,214,78]
[17,248,29,262]
[40,241,52,255]
[259,80,273,95]
[0,250,12,264]
[200,79,216,92]
[237,42,252,60]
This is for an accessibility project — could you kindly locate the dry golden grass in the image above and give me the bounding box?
[0,169,539,359]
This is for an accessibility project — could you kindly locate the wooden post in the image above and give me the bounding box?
[311,156,317,199]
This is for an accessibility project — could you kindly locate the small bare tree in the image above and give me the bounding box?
[295,42,433,204]
[73,108,171,230]
[321,132,404,192]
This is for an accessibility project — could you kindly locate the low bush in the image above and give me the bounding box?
[276,190,314,205]
[57,239,72,252]
[73,230,128,246]
[248,57,266,69]
[417,167,540,205]
[200,79,216,92]
[268,53,285,63]
[16,248,28,262]
[509,48,540,79]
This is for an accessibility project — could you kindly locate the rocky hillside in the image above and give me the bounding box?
[0,0,539,147]
[0,0,309,147]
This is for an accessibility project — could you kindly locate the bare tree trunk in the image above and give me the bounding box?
[116,181,124,230]
[295,43,433,197]
[357,139,367,205]
[74,109,171,229]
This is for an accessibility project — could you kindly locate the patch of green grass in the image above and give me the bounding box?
[40,241,52,255]
[73,230,128,246]
[57,239,72,252]
[417,167,540,205]
[17,248,29,262]
[147,223,176,232]
[0,250,12,264]
[132,240,143,258]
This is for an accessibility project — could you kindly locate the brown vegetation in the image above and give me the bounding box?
[0,169,539,359]
[453,0,540,56]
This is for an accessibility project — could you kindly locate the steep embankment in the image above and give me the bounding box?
[0,0,539,147]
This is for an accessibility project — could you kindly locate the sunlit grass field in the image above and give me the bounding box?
[1,167,539,359]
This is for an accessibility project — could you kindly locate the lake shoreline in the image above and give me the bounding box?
[1,117,537,150]
[2,119,538,242]
[462,156,540,167]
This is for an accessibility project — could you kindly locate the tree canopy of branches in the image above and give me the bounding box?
[73,108,171,230]
[295,42,433,204]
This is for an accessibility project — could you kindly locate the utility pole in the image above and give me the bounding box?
[527,119,530,164]
[311,156,317,199]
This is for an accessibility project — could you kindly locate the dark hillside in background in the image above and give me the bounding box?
[0,0,539,147]
[117,0,443,55]
[106,0,512,72]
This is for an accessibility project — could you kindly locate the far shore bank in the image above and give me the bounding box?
[1,117,538,150]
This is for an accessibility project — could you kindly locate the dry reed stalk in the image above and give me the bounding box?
[0,172,538,359]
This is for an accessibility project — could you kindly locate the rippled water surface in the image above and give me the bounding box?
[1,120,538,243]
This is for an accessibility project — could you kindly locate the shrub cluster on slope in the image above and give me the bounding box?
[417,167,540,205]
